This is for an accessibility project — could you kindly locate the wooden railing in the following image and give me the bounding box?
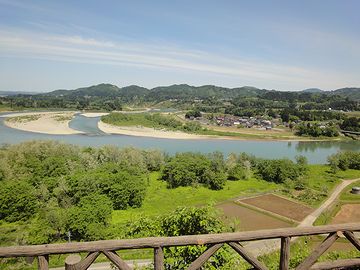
[0,223,359,270]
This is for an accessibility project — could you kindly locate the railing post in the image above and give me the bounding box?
[154,247,164,270]
[37,255,49,270]
[65,254,81,270]
[280,237,290,270]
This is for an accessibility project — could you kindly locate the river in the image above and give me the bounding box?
[0,113,359,164]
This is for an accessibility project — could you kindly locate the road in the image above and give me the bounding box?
[51,178,359,269]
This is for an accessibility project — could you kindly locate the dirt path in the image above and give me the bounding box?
[300,178,359,227]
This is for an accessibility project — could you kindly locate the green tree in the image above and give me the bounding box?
[67,194,113,241]
[0,181,37,222]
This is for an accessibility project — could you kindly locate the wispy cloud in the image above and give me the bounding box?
[0,29,357,89]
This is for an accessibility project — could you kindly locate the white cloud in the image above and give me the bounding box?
[0,29,358,90]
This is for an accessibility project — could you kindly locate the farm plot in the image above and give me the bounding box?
[217,202,293,231]
[239,194,313,222]
[331,204,360,224]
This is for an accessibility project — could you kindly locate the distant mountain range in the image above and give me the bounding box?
[3,83,360,101]
[0,91,39,96]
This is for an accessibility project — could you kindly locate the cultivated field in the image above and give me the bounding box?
[331,204,360,224]
[217,202,293,231]
[239,194,313,222]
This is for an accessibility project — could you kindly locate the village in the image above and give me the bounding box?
[186,113,276,130]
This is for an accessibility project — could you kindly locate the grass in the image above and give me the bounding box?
[7,115,41,123]
[112,165,360,224]
[111,172,279,225]
[52,114,73,122]
[314,178,360,226]
[339,180,360,201]
[102,113,169,128]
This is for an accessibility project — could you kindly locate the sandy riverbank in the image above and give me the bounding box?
[80,112,110,118]
[3,111,83,134]
[98,121,213,140]
[98,121,333,141]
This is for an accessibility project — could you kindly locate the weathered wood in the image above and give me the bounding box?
[343,231,360,251]
[103,250,131,270]
[78,252,99,270]
[279,237,290,270]
[154,247,164,270]
[310,258,360,270]
[65,254,81,270]
[295,232,339,270]
[0,223,359,257]
[37,255,49,270]
[187,243,223,270]
[228,242,268,270]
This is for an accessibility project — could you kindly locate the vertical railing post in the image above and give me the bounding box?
[154,247,164,270]
[280,237,290,270]
[65,254,81,270]
[37,255,49,270]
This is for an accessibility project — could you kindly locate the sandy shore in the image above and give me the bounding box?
[80,112,110,118]
[3,111,83,135]
[98,121,212,140]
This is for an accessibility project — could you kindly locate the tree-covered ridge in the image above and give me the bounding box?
[1,83,359,111]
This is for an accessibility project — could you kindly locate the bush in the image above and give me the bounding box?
[161,153,226,190]
[328,151,360,171]
[126,206,234,270]
[67,194,113,241]
[255,158,306,183]
[0,181,37,222]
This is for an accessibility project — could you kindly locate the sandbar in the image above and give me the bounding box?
[3,111,83,135]
[98,121,212,140]
[80,112,110,118]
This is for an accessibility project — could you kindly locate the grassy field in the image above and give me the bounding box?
[314,178,360,226]
[112,166,360,225]
[112,172,279,224]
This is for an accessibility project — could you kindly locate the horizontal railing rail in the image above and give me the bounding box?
[0,223,359,270]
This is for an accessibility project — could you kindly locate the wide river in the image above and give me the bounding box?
[0,113,359,164]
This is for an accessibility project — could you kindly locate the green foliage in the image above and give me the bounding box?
[67,194,113,241]
[68,163,147,210]
[295,122,339,137]
[161,152,226,190]
[328,151,360,171]
[255,158,307,184]
[185,109,202,118]
[126,206,234,270]
[0,181,37,222]
[340,116,360,132]
[0,141,149,243]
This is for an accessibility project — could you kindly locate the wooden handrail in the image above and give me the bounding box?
[0,223,359,257]
[0,223,359,270]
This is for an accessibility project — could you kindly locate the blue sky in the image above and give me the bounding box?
[0,0,359,92]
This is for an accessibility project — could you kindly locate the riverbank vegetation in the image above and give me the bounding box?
[0,141,359,269]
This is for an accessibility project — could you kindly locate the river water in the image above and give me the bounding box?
[0,113,359,164]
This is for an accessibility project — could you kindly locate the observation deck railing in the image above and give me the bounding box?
[0,223,359,270]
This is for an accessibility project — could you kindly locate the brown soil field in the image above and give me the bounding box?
[217,202,293,231]
[315,241,355,253]
[239,194,313,222]
[331,204,360,224]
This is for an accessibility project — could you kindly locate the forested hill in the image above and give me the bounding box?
[329,87,360,100]
[34,83,360,101]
